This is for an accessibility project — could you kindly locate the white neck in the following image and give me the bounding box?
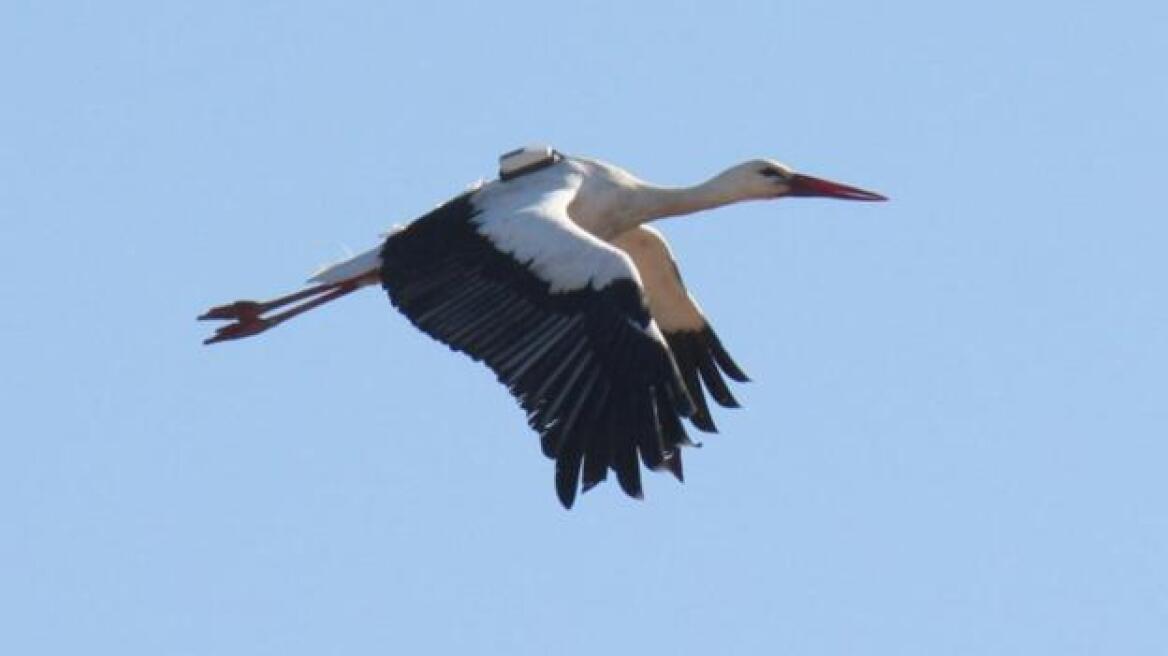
[629,168,764,224]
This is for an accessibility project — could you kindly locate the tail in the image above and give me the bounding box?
[308,244,384,285]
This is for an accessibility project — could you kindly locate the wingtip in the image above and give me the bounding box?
[708,384,740,409]
[664,452,685,482]
[555,454,582,510]
[615,470,644,501]
[705,326,750,383]
[728,368,756,382]
[556,488,577,510]
[689,410,719,434]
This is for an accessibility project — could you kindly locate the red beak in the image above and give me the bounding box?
[788,173,887,201]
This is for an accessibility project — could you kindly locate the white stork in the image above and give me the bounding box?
[199,146,886,508]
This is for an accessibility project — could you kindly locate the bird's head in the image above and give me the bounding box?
[720,159,887,202]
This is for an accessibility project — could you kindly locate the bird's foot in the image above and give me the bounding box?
[198,300,265,322]
[202,316,273,345]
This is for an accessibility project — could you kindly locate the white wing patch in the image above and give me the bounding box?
[470,163,637,294]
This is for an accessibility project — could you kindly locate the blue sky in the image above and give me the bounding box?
[3,1,1166,654]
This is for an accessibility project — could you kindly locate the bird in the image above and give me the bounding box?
[199,146,886,508]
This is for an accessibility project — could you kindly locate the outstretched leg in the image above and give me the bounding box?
[198,270,380,345]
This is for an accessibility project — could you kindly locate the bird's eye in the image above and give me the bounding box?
[759,166,787,179]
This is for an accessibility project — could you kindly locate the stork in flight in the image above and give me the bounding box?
[199,147,886,508]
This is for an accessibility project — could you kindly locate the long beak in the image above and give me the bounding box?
[788,173,887,201]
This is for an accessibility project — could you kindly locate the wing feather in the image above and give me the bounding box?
[612,226,749,433]
[380,170,693,507]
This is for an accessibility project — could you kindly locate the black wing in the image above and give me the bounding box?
[380,192,696,508]
[612,227,749,433]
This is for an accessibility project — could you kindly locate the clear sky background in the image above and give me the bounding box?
[3,1,1166,654]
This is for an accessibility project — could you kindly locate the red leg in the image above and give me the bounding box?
[199,281,338,322]
[200,271,379,345]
